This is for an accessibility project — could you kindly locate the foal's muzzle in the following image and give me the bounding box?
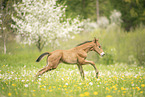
[100,52,105,57]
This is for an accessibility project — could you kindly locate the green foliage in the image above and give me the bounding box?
[109,0,145,30]
[127,25,145,65]
[96,24,145,65]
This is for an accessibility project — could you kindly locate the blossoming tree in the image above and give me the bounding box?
[11,0,84,51]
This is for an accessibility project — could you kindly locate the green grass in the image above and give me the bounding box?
[0,54,145,97]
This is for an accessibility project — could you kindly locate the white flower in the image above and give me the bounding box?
[21,80,25,82]
[132,84,134,86]
[24,84,28,87]
[61,78,64,80]
[8,77,12,80]
[89,82,93,86]
[65,83,68,85]
[38,78,41,81]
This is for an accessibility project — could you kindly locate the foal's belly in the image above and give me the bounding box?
[62,51,78,64]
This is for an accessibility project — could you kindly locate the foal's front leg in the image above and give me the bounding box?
[82,60,99,78]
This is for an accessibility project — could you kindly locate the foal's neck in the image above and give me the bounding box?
[79,43,94,53]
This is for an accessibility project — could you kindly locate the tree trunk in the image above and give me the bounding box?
[96,0,99,22]
[3,35,6,54]
[1,22,7,54]
[82,0,85,16]
[36,36,46,52]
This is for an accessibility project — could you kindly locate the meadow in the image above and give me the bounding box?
[1,0,145,96]
[0,53,145,97]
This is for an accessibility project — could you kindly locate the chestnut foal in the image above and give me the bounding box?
[35,38,105,79]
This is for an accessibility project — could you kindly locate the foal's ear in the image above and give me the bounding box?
[94,37,99,43]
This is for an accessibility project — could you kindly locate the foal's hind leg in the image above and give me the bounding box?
[35,65,53,78]
[35,59,60,79]
[77,64,85,80]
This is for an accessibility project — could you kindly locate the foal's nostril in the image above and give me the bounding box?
[100,52,105,57]
[102,53,105,56]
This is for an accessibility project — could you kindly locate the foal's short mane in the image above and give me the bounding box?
[76,41,92,47]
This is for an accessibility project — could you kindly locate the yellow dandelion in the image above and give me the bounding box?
[140,91,143,93]
[12,84,16,86]
[112,85,116,88]
[114,87,117,90]
[66,92,68,94]
[74,85,77,87]
[93,91,98,95]
[106,95,112,97]
[63,85,67,88]
[86,83,89,86]
[136,87,140,91]
[106,87,109,90]
[85,88,88,90]
[48,86,51,89]
[79,94,84,97]
[121,87,126,90]
[77,87,81,89]
[84,92,89,96]
[32,93,35,96]
[8,93,12,96]
[141,84,145,87]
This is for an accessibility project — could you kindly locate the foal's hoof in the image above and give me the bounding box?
[96,73,99,78]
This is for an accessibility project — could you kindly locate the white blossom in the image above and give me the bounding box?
[97,16,109,28]
[110,10,122,25]
[12,0,84,47]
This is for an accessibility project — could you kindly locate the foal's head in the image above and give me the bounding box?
[91,38,105,57]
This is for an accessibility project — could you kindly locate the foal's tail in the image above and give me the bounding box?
[36,52,50,62]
